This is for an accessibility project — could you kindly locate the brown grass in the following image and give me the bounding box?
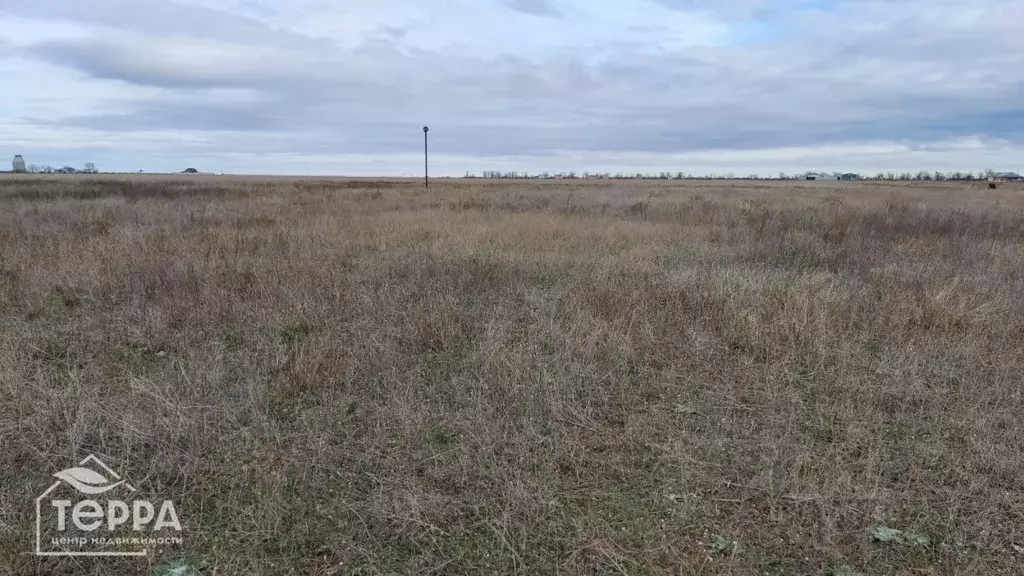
[2,175,1024,575]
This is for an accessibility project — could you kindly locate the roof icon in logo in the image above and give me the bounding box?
[50,454,135,495]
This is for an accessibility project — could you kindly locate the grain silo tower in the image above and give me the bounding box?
[12,155,27,173]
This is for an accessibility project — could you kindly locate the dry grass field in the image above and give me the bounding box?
[2,175,1024,575]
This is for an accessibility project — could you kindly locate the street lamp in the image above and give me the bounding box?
[423,126,430,189]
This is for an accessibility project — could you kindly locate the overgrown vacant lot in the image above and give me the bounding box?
[2,176,1024,575]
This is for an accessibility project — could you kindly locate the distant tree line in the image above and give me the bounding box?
[468,169,1002,181]
[26,163,98,174]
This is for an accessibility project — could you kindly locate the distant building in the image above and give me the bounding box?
[12,155,26,173]
[839,173,859,181]
[804,172,838,181]
[991,172,1023,182]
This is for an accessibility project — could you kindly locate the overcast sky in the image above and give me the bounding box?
[1,0,1022,175]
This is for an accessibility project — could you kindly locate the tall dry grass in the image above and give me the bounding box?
[1,175,1023,574]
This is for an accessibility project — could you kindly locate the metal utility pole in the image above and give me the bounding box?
[423,126,430,189]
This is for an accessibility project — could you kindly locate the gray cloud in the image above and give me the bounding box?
[23,28,1024,158]
[503,0,562,17]
[649,0,846,20]
[0,0,322,46]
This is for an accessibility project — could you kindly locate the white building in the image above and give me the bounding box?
[12,155,26,173]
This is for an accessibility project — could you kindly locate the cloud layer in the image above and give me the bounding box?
[0,0,1022,175]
